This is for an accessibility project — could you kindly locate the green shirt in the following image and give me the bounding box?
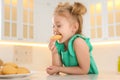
[55,34,98,74]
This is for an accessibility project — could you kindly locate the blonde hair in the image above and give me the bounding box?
[54,2,87,34]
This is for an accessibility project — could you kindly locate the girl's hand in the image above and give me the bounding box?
[48,39,58,54]
[46,66,59,75]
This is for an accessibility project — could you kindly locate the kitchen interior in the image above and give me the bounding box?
[0,0,120,80]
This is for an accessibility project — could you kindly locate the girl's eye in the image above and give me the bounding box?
[57,25,61,28]
[52,24,61,28]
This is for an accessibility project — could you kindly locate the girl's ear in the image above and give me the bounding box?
[72,22,79,33]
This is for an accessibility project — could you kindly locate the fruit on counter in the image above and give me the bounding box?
[51,35,62,40]
[17,67,30,74]
[2,65,17,75]
[0,59,3,66]
[0,62,30,75]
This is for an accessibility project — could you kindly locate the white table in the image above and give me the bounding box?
[0,71,120,80]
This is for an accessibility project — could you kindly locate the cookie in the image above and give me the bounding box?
[0,68,2,75]
[3,62,18,68]
[2,65,17,75]
[17,67,30,74]
[0,59,3,66]
[51,35,62,40]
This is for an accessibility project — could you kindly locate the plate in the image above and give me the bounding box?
[0,72,33,79]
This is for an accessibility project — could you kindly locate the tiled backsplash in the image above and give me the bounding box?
[14,46,33,64]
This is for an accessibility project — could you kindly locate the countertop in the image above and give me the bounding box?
[0,71,120,80]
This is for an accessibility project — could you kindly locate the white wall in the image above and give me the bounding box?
[92,44,120,73]
[0,45,14,62]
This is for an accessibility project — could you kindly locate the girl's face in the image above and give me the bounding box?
[52,15,76,43]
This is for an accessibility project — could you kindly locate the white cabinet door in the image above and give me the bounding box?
[0,0,18,40]
[85,0,106,41]
[105,0,120,40]
[0,0,35,42]
[83,0,120,41]
[19,0,34,42]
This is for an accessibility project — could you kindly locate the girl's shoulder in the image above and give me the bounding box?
[68,34,88,49]
[68,34,93,53]
[69,34,89,43]
[73,37,87,45]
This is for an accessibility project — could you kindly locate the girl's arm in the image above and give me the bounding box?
[49,40,62,66]
[58,38,90,75]
[47,40,62,75]
[52,51,62,66]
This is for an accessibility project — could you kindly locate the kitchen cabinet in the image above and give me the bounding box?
[83,0,120,41]
[0,0,34,42]
[0,0,56,43]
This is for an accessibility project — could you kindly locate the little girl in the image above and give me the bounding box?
[46,2,98,75]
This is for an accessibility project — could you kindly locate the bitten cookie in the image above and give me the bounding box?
[51,35,62,40]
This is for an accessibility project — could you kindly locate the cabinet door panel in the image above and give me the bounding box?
[85,0,120,41]
[1,0,35,41]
